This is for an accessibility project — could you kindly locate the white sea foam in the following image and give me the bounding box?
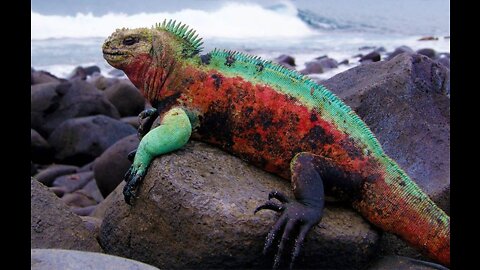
[31,1,449,80]
[31,1,316,40]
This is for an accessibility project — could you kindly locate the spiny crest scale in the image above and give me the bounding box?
[154,19,203,57]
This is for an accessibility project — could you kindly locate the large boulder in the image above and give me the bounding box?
[121,116,140,129]
[33,164,79,186]
[31,249,159,270]
[416,48,436,59]
[273,54,296,69]
[322,53,450,212]
[52,171,94,194]
[48,115,136,165]
[31,162,38,176]
[99,141,380,270]
[31,179,102,252]
[104,80,145,117]
[31,80,120,137]
[73,205,97,216]
[301,56,338,74]
[359,51,381,63]
[435,54,450,70]
[386,46,414,61]
[31,69,61,85]
[67,67,88,81]
[93,134,139,198]
[436,57,450,70]
[31,129,54,164]
[322,53,450,261]
[87,73,120,90]
[367,255,448,270]
[61,190,98,208]
[67,65,102,80]
[79,179,104,203]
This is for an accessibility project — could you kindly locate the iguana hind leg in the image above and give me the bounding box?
[255,152,325,269]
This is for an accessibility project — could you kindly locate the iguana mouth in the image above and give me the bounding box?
[102,50,127,56]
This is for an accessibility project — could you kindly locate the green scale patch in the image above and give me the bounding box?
[206,49,385,157]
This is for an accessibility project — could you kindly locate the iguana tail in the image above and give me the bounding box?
[353,156,450,266]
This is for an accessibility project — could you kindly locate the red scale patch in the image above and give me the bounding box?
[181,70,368,177]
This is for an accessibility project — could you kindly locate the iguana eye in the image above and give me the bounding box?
[123,37,139,46]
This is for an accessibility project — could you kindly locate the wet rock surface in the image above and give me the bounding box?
[87,73,120,90]
[31,179,102,252]
[94,134,139,197]
[79,179,104,203]
[67,65,101,80]
[33,164,79,186]
[386,46,414,61]
[52,171,94,193]
[67,66,88,80]
[301,56,339,74]
[72,205,97,216]
[99,141,380,270]
[31,162,38,176]
[121,116,140,129]
[61,190,98,208]
[359,51,381,63]
[31,249,159,270]
[417,48,436,59]
[273,54,296,69]
[367,255,449,270]
[31,129,54,164]
[31,69,62,85]
[104,80,145,117]
[31,80,120,137]
[48,115,136,165]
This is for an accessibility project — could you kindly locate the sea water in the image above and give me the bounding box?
[31,0,450,79]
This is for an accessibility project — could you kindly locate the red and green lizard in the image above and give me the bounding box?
[102,20,450,268]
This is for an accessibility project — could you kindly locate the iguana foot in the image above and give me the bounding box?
[123,165,147,205]
[255,190,323,269]
[137,108,158,139]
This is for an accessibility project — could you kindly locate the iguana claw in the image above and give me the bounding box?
[123,166,146,205]
[127,150,136,162]
[255,190,323,269]
[137,108,159,139]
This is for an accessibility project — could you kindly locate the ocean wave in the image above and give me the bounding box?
[31,1,317,40]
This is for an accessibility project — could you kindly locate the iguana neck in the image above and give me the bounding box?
[123,53,181,105]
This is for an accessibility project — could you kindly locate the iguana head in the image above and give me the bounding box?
[102,27,154,68]
[102,20,203,102]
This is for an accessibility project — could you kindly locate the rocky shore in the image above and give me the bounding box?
[31,45,450,269]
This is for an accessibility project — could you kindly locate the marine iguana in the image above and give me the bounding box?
[102,20,450,269]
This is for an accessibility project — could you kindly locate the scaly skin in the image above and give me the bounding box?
[103,20,450,268]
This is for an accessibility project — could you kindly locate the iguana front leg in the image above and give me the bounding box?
[255,152,325,269]
[123,107,192,204]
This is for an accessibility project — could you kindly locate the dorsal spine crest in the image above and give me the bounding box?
[155,19,204,57]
